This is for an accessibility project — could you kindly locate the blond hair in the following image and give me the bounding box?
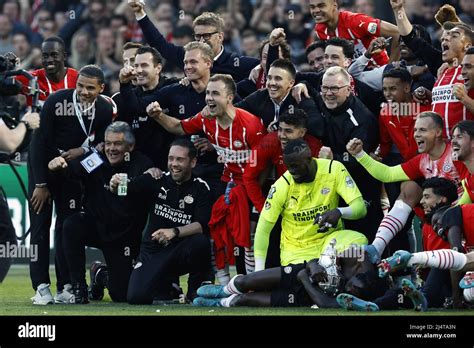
[184,41,215,62]
[193,12,224,32]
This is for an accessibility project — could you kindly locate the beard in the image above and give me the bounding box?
[425,202,449,225]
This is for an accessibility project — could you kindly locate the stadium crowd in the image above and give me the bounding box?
[0,0,474,311]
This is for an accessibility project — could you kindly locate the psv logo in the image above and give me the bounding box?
[442,162,452,173]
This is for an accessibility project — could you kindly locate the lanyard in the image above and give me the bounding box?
[72,90,96,141]
[45,71,69,95]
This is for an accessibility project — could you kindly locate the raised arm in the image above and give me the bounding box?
[129,1,185,70]
[146,101,186,136]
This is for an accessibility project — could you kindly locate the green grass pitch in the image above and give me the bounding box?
[1,265,473,316]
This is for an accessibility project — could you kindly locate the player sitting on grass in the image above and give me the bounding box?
[193,241,388,310]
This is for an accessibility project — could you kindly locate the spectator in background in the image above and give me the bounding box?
[171,25,194,47]
[30,8,54,46]
[277,4,312,63]
[250,0,276,38]
[13,32,41,71]
[241,30,260,58]
[411,0,444,44]
[59,0,109,52]
[180,0,198,16]
[221,12,242,54]
[68,30,95,70]
[1,0,32,39]
[12,32,30,60]
[95,27,121,83]
[354,0,375,17]
[458,0,474,25]
[0,13,14,54]
[153,2,175,22]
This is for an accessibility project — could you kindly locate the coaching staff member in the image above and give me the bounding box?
[120,139,213,304]
[48,121,153,303]
[28,65,113,305]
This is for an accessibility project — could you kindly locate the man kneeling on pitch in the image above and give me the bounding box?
[111,139,214,304]
[48,122,153,304]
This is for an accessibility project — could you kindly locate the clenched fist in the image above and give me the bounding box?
[346,138,364,157]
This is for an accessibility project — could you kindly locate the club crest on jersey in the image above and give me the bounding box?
[184,195,194,204]
[267,187,276,200]
[345,176,354,188]
[284,266,292,274]
[442,162,452,173]
[233,140,243,148]
[457,75,464,81]
[265,201,271,210]
[368,22,377,34]
[321,187,330,195]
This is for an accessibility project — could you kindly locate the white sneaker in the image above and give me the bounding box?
[54,284,75,304]
[31,283,54,305]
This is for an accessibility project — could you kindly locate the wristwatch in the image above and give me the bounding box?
[20,120,30,130]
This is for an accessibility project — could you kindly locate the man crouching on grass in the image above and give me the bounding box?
[48,122,153,304]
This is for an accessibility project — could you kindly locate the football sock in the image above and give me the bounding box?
[372,200,412,255]
[224,274,243,295]
[408,249,467,271]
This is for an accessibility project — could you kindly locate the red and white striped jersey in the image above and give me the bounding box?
[401,142,469,198]
[181,108,266,183]
[431,66,474,139]
[16,68,79,107]
[314,10,389,67]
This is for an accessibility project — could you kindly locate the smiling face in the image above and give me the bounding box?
[134,52,161,90]
[104,132,133,166]
[309,0,338,24]
[420,187,447,219]
[461,53,474,90]
[321,73,351,109]
[266,66,295,104]
[76,74,104,105]
[278,122,306,150]
[441,27,470,63]
[307,46,325,72]
[41,41,66,77]
[413,116,442,154]
[183,48,212,82]
[451,127,474,161]
[323,45,349,69]
[168,145,196,184]
[205,80,233,117]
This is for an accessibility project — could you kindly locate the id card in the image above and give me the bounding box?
[80,151,104,173]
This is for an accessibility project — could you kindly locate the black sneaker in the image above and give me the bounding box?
[88,261,107,301]
[152,283,188,305]
[72,283,89,304]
